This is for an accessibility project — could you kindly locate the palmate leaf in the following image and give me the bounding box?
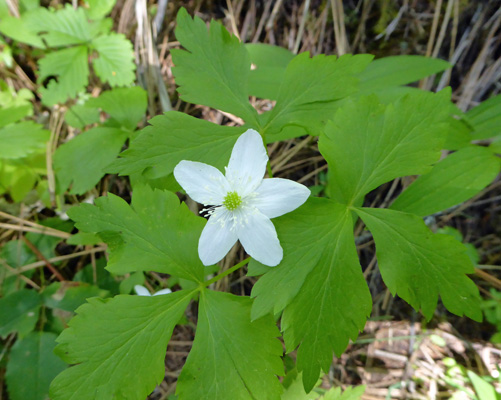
[108,111,245,177]
[318,90,451,205]
[172,8,259,125]
[50,290,193,400]
[25,5,92,47]
[251,198,371,391]
[6,332,67,400]
[354,207,481,321]
[260,53,373,142]
[177,290,284,399]
[54,127,128,194]
[67,185,205,282]
[0,121,50,159]
[38,46,89,106]
[0,15,45,48]
[91,33,135,86]
[391,146,500,216]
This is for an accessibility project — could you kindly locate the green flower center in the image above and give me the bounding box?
[223,191,242,211]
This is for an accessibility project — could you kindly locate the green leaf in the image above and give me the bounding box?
[0,121,50,159]
[43,282,109,312]
[391,146,500,216]
[322,385,365,400]
[0,105,32,128]
[86,86,147,131]
[467,371,499,400]
[38,46,89,106]
[251,198,371,391]
[319,90,451,205]
[0,289,41,338]
[261,53,373,142]
[245,43,294,100]
[109,111,245,177]
[172,8,259,124]
[177,290,284,399]
[50,290,193,400]
[6,332,67,400]
[358,55,451,93]
[444,117,473,150]
[0,16,45,48]
[54,127,128,194]
[465,94,501,140]
[84,0,116,19]
[354,207,482,321]
[26,5,91,47]
[67,185,205,282]
[281,371,319,400]
[64,104,101,129]
[91,33,135,86]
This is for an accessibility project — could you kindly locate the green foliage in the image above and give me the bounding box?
[358,55,451,93]
[84,0,116,20]
[6,332,67,400]
[54,86,147,194]
[354,207,482,320]
[0,289,41,338]
[260,52,373,142]
[465,94,501,140]
[49,291,193,400]
[251,199,371,391]
[67,185,205,282]
[319,90,451,204]
[0,121,49,159]
[172,8,259,125]
[467,371,501,400]
[177,290,284,399]
[109,111,245,177]
[391,146,500,216]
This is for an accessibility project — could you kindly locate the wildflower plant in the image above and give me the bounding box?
[31,6,501,400]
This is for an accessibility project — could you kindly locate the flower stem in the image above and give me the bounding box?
[266,161,274,178]
[203,257,251,288]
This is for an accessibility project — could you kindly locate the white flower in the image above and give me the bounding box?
[173,129,310,267]
[134,285,172,296]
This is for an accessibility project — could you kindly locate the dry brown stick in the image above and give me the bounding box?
[21,236,66,281]
[225,0,241,40]
[0,211,71,237]
[425,0,443,58]
[5,246,107,277]
[1,262,41,289]
[293,0,311,54]
[0,223,71,239]
[474,267,501,290]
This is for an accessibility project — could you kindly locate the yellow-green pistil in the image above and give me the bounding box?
[223,191,242,211]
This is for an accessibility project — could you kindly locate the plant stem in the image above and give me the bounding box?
[203,257,251,288]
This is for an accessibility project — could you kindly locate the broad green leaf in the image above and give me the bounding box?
[26,5,91,47]
[467,371,499,400]
[0,289,41,338]
[354,207,482,321]
[391,146,500,216]
[251,198,371,391]
[281,371,319,400]
[54,127,128,194]
[444,117,473,150]
[91,33,135,86]
[322,386,366,400]
[108,111,245,177]
[6,332,67,400]
[38,46,89,106]
[319,90,451,205]
[0,240,36,296]
[84,0,116,19]
[465,94,501,140]
[261,53,373,142]
[0,16,45,48]
[50,290,193,400]
[43,282,109,312]
[177,290,284,399]
[358,55,451,93]
[0,121,50,159]
[86,86,147,131]
[64,104,101,129]
[0,105,33,128]
[19,0,39,12]
[67,185,205,282]
[172,8,259,125]
[245,43,294,100]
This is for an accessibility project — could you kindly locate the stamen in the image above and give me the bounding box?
[223,191,242,211]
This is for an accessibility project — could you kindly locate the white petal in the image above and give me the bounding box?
[250,178,310,218]
[174,160,231,205]
[237,210,283,266]
[153,288,172,296]
[198,208,238,266]
[226,129,268,196]
[134,285,151,296]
